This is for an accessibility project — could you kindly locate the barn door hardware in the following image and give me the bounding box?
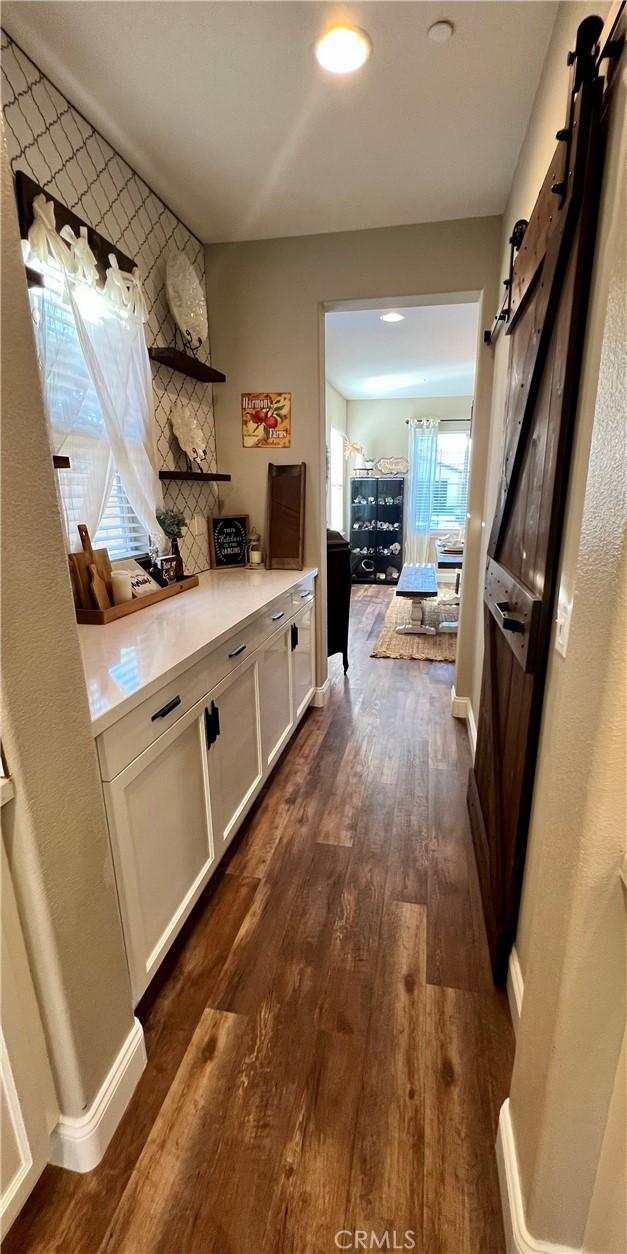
[482,218,528,346]
[204,701,221,748]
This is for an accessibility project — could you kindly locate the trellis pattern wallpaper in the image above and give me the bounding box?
[1,29,220,573]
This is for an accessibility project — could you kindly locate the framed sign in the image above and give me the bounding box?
[209,515,249,569]
[242,393,291,449]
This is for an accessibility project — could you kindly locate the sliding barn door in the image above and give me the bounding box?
[468,19,613,982]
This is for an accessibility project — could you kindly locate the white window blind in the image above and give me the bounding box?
[431,429,470,529]
[31,283,150,559]
[93,473,149,560]
[329,427,345,533]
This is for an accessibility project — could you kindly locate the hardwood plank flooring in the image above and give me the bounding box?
[5,586,514,1254]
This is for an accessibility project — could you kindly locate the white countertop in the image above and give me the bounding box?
[79,567,318,736]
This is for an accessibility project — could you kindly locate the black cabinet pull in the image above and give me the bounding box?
[151,695,181,722]
[291,623,299,651]
[271,611,285,621]
[300,591,311,598]
[228,643,247,658]
[204,701,221,748]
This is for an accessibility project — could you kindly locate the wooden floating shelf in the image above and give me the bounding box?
[148,346,226,384]
[76,574,199,625]
[159,469,231,483]
[53,455,71,469]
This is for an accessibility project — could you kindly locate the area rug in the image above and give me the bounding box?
[371,593,457,662]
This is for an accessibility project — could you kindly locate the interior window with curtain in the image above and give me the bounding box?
[407,419,470,563]
[329,426,345,533]
[30,283,150,559]
[29,257,164,558]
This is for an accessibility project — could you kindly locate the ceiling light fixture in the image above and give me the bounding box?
[380,312,405,323]
[315,26,372,75]
[427,19,455,44]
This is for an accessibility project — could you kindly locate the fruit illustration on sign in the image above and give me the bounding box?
[241,393,292,448]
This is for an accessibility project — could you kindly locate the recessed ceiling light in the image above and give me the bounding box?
[427,20,455,44]
[380,312,405,323]
[315,26,372,75]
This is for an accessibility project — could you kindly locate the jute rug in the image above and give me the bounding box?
[371,593,457,663]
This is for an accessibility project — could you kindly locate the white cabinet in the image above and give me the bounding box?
[292,599,316,718]
[104,698,215,1003]
[206,653,262,859]
[98,576,316,1006]
[1,840,57,1234]
[259,619,293,770]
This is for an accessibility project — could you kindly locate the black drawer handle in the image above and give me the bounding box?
[300,591,311,598]
[228,642,247,658]
[495,601,525,633]
[271,611,285,621]
[151,694,181,722]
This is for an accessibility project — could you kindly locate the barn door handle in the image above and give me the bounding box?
[495,601,525,633]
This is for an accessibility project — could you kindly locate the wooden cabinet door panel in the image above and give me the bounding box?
[259,623,293,770]
[206,655,262,858]
[104,698,214,1003]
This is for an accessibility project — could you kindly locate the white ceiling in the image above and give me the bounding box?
[2,1,557,243]
[325,302,479,399]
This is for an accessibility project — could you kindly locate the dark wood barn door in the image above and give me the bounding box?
[468,16,619,982]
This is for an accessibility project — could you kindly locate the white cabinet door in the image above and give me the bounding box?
[206,653,263,859]
[1,842,57,1235]
[104,697,214,1004]
[291,600,316,719]
[259,620,293,770]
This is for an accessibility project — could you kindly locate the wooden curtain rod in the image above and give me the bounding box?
[404,417,470,424]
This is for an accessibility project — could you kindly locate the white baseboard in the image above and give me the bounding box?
[450,686,477,760]
[507,945,524,1037]
[49,1017,146,1173]
[497,1100,580,1254]
[311,678,330,708]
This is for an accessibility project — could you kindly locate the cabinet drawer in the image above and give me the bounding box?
[97,580,315,779]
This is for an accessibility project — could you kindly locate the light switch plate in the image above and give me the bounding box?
[191,514,205,537]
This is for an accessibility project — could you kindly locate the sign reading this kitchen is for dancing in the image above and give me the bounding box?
[242,393,291,449]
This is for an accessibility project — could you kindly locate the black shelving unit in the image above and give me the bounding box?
[350,476,404,585]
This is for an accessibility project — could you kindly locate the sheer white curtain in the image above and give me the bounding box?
[405,417,439,564]
[67,283,165,550]
[26,193,165,552]
[30,283,114,549]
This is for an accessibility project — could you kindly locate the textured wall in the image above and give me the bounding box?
[1,120,135,1116]
[1,29,220,573]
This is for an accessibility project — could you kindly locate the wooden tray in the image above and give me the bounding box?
[76,575,199,624]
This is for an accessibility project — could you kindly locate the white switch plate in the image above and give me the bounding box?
[555,584,573,658]
[191,514,205,537]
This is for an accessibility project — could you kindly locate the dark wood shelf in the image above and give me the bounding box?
[53,455,71,469]
[159,470,232,483]
[148,346,226,384]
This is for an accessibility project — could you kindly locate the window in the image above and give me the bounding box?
[430,429,470,529]
[329,427,345,533]
[30,282,150,559]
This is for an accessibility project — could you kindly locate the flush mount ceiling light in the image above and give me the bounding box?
[427,19,455,44]
[380,312,405,323]
[315,26,372,74]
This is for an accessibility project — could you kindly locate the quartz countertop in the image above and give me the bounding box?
[79,567,318,736]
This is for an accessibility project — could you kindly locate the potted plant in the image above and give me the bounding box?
[156,507,187,581]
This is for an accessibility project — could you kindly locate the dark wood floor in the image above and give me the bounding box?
[6,586,514,1254]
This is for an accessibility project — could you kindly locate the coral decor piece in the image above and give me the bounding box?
[170,400,209,469]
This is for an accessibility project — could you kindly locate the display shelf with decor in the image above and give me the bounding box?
[147,346,226,384]
[158,470,231,483]
[350,476,405,585]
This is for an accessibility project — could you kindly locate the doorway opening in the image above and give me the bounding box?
[324,296,480,661]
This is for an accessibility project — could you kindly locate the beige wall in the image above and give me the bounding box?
[325,380,348,440]
[471,4,624,1250]
[0,124,134,1115]
[206,216,501,683]
[347,396,473,463]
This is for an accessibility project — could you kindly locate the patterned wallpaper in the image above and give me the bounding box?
[1,29,220,574]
